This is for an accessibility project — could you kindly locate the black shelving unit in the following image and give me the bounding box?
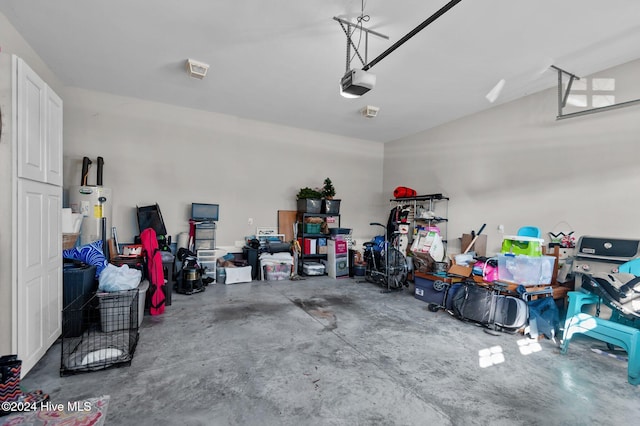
[297,212,340,275]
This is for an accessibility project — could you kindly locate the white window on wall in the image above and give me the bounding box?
[592,78,616,107]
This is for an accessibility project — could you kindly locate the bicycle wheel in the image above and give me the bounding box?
[364,248,383,284]
[383,247,408,289]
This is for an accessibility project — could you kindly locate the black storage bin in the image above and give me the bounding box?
[348,249,357,277]
[329,227,351,236]
[243,246,260,280]
[322,199,341,214]
[62,260,97,338]
[296,198,322,214]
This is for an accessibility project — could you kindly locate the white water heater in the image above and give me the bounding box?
[69,186,113,245]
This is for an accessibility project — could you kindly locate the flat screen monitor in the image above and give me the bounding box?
[191,203,219,222]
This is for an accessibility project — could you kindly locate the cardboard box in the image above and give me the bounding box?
[122,244,143,257]
[460,234,487,257]
[325,216,339,228]
[317,238,328,254]
[447,263,473,277]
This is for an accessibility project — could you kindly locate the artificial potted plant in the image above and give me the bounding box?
[296,187,323,213]
[321,178,341,214]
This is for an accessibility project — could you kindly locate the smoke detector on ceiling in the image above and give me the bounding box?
[186,59,209,79]
[361,105,380,118]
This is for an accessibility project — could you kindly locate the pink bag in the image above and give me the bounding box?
[475,259,499,282]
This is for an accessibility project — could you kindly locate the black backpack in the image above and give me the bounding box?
[386,206,410,239]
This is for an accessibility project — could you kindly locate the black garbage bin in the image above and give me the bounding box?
[62,260,97,337]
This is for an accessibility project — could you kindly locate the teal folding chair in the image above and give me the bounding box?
[561,273,640,386]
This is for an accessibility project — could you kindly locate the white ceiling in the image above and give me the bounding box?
[2,0,640,142]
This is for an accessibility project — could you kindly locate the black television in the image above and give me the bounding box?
[191,203,219,222]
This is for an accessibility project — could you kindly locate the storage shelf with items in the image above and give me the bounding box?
[390,193,449,263]
[296,212,342,276]
[193,221,216,251]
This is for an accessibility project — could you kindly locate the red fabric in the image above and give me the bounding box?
[141,227,165,315]
[393,186,417,198]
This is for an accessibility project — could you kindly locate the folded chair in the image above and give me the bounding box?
[561,272,640,385]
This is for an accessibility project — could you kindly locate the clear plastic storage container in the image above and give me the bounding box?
[497,253,555,285]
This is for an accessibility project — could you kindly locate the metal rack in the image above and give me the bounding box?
[297,213,341,275]
[390,193,449,246]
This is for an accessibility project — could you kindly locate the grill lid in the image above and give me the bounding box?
[575,236,640,262]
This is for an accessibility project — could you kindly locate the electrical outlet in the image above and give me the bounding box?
[248,218,254,226]
[498,224,505,233]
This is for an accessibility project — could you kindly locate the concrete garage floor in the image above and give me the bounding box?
[19,276,640,425]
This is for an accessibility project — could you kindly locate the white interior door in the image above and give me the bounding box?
[16,58,46,183]
[16,179,62,375]
[13,55,63,377]
[45,88,63,186]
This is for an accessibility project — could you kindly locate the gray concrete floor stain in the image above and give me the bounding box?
[211,302,289,322]
[291,296,350,332]
[12,276,640,425]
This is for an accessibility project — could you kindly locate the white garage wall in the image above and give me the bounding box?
[384,58,640,256]
[62,88,385,249]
